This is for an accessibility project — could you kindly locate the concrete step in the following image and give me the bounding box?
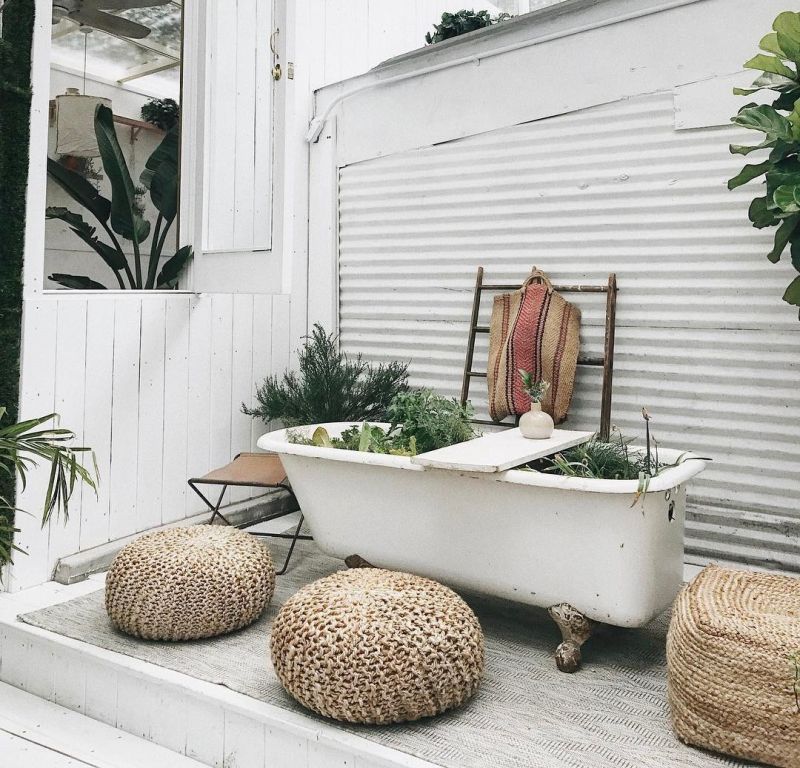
[0,682,205,768]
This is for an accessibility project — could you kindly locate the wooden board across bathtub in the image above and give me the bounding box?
[411,428,594,473]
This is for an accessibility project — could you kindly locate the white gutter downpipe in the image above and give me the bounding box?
[305,0,705,143]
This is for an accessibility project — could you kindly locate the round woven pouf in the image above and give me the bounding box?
[667,565,800,767]
[106,525,275,641]
[270,568,484,724]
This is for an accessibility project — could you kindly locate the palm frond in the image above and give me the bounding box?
[0,410,98,575]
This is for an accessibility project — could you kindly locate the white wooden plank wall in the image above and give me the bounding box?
[312,0,457,89]
[203,0,272,253]
[10,294,291,591]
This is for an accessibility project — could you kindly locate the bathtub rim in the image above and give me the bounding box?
[258,422,707,495]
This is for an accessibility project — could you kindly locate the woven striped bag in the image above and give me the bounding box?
[487,269,580,424]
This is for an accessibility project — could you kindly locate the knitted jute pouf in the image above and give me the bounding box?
[270,568,485,724]
[667,565,800,768]
[106,525,275,641]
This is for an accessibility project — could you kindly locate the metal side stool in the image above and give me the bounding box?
[188,452,311,575]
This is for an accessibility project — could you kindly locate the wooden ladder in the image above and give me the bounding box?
[460,267,618,440]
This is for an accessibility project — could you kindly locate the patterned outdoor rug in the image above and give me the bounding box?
[19,538,747,768]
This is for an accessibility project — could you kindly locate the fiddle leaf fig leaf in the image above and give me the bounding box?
[759,32,786,57]
[769,140,796,162]
[728,160,771,190]
[765,162,800,202]
[744,53,796,80]
[732,105,794,141]
[767,215,799,262]
[772,183,800,212]
[734,72,797,97]
[782,275,800,305]
[773,12,800,64]
[749,196,779,228]
[730,138,776,155]
[791,239,800,271]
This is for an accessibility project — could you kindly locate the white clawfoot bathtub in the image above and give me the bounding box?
[259,423,706,667]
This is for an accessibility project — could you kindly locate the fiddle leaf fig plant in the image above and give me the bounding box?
[46,104,192,290]
[728,11,800,315]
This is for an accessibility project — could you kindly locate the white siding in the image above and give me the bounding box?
[10,293,290,591]
[312,0,465,89]
[337,92,800,571]
[203,0,273,253]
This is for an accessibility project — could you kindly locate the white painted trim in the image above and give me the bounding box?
[178,0,207,290]
[41,289,197,297]
[118,59,181,86]
[52,489,293,584]
[50,63,175,100]
[283,0,313,352]
[307,0,706,143]
[25,1,199,295]
[22,0,54,299]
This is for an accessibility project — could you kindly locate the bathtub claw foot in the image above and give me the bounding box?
[548,603,593,673]
[344,554,374,569]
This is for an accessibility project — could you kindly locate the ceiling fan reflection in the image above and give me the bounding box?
[51,0,170,40]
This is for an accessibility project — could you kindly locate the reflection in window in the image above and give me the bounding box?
[45,1,189,290]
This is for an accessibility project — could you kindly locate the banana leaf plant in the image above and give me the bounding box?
[728,11,800,317]
[46,104,192,290]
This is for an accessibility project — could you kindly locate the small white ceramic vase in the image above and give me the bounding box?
[519,402,554,439]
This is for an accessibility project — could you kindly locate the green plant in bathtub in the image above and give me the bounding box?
[287,389,475,456]
[244,325,409,426]
[525,410,706,505]
[386,389,475,454]
[289,423,418,456]
[727,11,800,317]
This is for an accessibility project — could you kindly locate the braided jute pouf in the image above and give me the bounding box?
[270,568,485,724]
[667,565,800,767]
[106,525,275,641]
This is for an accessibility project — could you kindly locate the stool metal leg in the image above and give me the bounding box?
[188,477,309,575]
[188,480,233,526]
[275,513,305,576]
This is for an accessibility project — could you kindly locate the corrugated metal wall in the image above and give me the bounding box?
[338,92,800,571]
